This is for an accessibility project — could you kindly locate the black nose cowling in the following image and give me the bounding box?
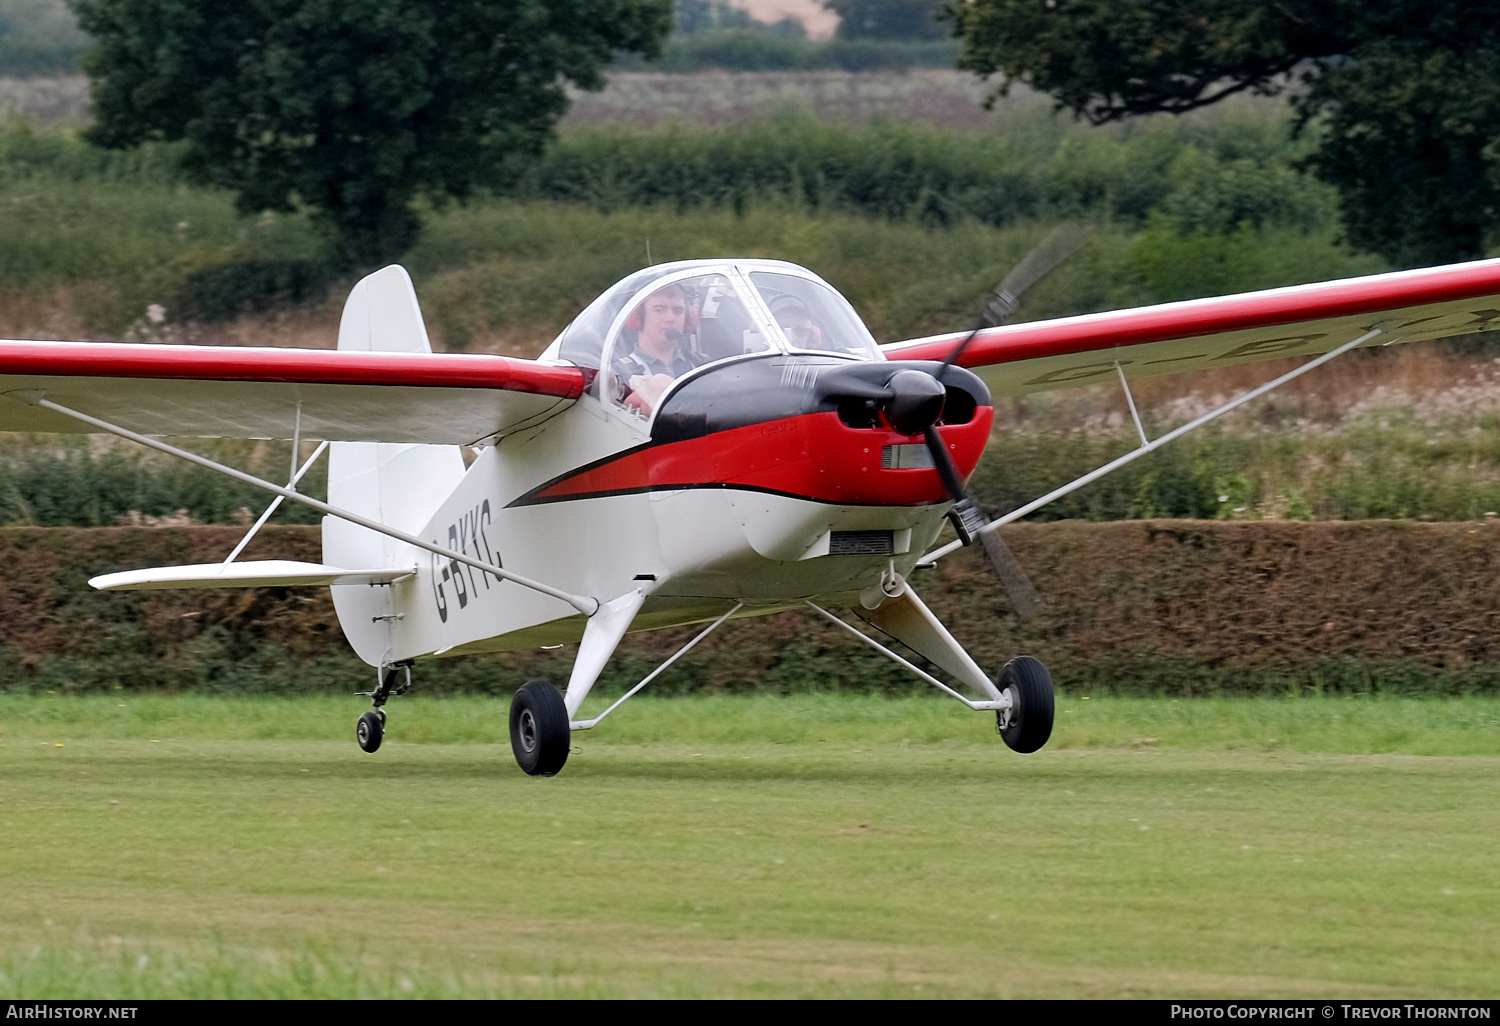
[882,369,947,436]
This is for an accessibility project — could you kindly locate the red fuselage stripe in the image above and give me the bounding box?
[886,258,1500,366]
[0,340,587,398]
[522,409,995,507]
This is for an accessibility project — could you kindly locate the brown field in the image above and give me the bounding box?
[0,70,1035,130]
[996,344,1500,436]
[0,74,87,124]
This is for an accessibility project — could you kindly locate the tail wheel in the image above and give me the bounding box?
[509,680,571,776]
[997,656,1054,754]
[356,710,384,754]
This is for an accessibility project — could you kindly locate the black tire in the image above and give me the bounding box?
[509,680,571,776]
[997,656,1054,754]
[356,710,384,754]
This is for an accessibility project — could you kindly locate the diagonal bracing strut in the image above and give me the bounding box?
[8,393,600,616]
[922,324,1388,565]
[569,602,744,731]
[805,600,1010,711]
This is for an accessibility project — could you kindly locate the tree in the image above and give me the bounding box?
[945,0,1500,268]
[824,0,948,42]
[69,0,672,266]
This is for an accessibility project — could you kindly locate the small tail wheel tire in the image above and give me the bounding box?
[510,680,570,776]
[997,655,1054,754]
[356,710,384,754]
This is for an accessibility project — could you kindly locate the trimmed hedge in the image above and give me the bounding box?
[3,521,1500,697]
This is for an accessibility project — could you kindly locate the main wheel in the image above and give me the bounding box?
[509,680,570,776]
[997,656,1054,754]
[356,710,384,754]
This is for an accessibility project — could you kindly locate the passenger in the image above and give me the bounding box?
[770,295,829,351]
[612,283,704,415]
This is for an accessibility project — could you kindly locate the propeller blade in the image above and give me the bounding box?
[922,422,1042,617]
[939,221,1089,374]
[917,225,1087,619]
[979,527,1043,620]
[990,221,1089,320]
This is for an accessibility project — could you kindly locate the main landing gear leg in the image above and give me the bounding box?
[355,661,412,754]
[507,590,647,777]
[813,578,1057,754]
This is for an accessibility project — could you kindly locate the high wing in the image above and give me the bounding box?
[883,258,1500,397]
[0,341,585,444]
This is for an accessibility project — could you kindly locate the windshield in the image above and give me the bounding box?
[602,270,773,418]
[552,265,667,377]
[749,271,881,360]
[544,260,883,422]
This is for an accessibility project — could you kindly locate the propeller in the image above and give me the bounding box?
[938,221,1089,377]
[922,223,1087,620]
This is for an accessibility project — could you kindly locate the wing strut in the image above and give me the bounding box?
[921,323,1388,565]
[7,392,600,617]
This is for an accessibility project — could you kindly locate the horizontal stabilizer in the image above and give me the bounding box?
[89,560,416,592]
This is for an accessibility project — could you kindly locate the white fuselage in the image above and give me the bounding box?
[328,392,954,667]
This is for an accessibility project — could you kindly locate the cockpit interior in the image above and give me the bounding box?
[542,260,882,419]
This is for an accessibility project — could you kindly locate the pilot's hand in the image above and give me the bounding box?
[624,373,674,415]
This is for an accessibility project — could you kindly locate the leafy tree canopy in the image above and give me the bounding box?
[69,0,672,266]
[947,0,1500,268]
[825,0,948,41]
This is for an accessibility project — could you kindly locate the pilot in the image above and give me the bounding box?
[612,282,704,415]
[769,294,829,351]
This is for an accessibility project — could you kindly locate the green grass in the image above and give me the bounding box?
[6,692,1500,754]
[1,694,1497,997]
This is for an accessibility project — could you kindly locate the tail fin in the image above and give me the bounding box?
[323,265,466,664]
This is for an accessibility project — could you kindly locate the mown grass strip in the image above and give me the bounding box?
[1,695,1496,997]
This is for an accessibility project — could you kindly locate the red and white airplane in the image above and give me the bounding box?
[3,251,1499,774]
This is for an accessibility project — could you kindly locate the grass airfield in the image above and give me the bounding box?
[1,694,1496,998]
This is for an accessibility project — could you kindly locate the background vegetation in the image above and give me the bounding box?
[0,108,1376,338]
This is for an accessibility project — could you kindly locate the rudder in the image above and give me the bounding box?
[323,265,467,665]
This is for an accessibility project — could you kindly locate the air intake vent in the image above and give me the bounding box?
[881,444,934,469]
[828,530,895,556]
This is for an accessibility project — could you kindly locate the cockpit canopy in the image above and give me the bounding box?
[542,260,882,403]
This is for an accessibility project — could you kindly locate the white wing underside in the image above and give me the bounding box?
[0,372,572,444]
[884,259,1500,397]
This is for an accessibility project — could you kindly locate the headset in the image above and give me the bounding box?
[623,286,701,335]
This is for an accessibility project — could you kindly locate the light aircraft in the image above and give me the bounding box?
[3,247,1500,775]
